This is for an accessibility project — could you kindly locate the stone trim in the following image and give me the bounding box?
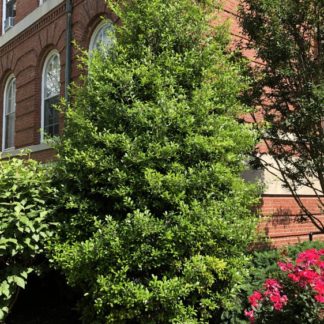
[1,143,51,158]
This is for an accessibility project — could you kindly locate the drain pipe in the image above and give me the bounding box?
[65,0,73,103]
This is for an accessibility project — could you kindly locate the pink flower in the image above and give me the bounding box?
[244,309,255,323]
[300,270,319,284]
[278,262,294,272]
[313,280,324,295]
[264,279,282,291]
[281,294,288,304]
[297,249,321,266]
[268,291,288,310]
[248,291,263,307]
[269,294,280,303]
[273,302,284,311]
[287,268,320,288]
[288,273,300,282]
[315,294,324,303]
[249,249,324,320]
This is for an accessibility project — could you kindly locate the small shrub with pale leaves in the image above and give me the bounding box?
[0,157,56,320]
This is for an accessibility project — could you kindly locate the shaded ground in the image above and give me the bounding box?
[6,271,81,324]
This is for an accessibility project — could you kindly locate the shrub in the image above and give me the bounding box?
[50,0,260,322]
[248,241,324,293]
[245,247,324,323]
[0,157,56,321]
[225,241,324,323]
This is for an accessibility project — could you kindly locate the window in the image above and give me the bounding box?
[41,51,60,140]
[2,76,16,151]
[39,0,48,5]
[2,0,16,33]
[89,21,114,52]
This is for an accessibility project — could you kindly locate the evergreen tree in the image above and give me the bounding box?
[51,0,259,322]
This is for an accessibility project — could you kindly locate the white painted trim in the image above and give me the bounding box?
[2,74,16,152]
[1,143,51,158]
[2,0,6,36]
[41,49,60,142]
[0,0,64,46]
[242,154,323,196]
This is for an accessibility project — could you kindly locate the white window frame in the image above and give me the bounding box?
[2,1,5,34]
[39,0,47,5]
[89,21,114,52]
[2,0,16,35]
[41,50,61,142]
[2,75,16,152]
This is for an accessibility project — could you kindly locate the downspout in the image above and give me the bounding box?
[65,0,73,103]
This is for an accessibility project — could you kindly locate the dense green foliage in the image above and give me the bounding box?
[51,0,260,322]
[0,157,55,321]
[239,0,324,230]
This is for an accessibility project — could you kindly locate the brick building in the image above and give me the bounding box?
[0,0,323,246]
[0,0,117,161]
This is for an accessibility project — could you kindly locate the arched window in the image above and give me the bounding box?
[89,21,114,52]
[41,50,60,140]
[2,75,16,151]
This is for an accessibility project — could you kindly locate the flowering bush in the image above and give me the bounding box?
[245,248,324,323]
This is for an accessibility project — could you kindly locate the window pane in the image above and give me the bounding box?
[6,0,16,18]
[44,95,59,137]
[43,51,60,140]
[4,77,16,150]
[6,79,15,114]
[45,54,60,99]
[90,23,113,51]
[5,113,15,149]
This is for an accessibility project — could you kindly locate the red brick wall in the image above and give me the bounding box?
[16,0,39,24]
[0,0,38,35]
[31,147,56,162]
[0,2,66,149]
[260,197,324,247]
[0,0,117,150]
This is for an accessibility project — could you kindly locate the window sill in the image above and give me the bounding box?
[1,143,52,158]
[2,147,15,153]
